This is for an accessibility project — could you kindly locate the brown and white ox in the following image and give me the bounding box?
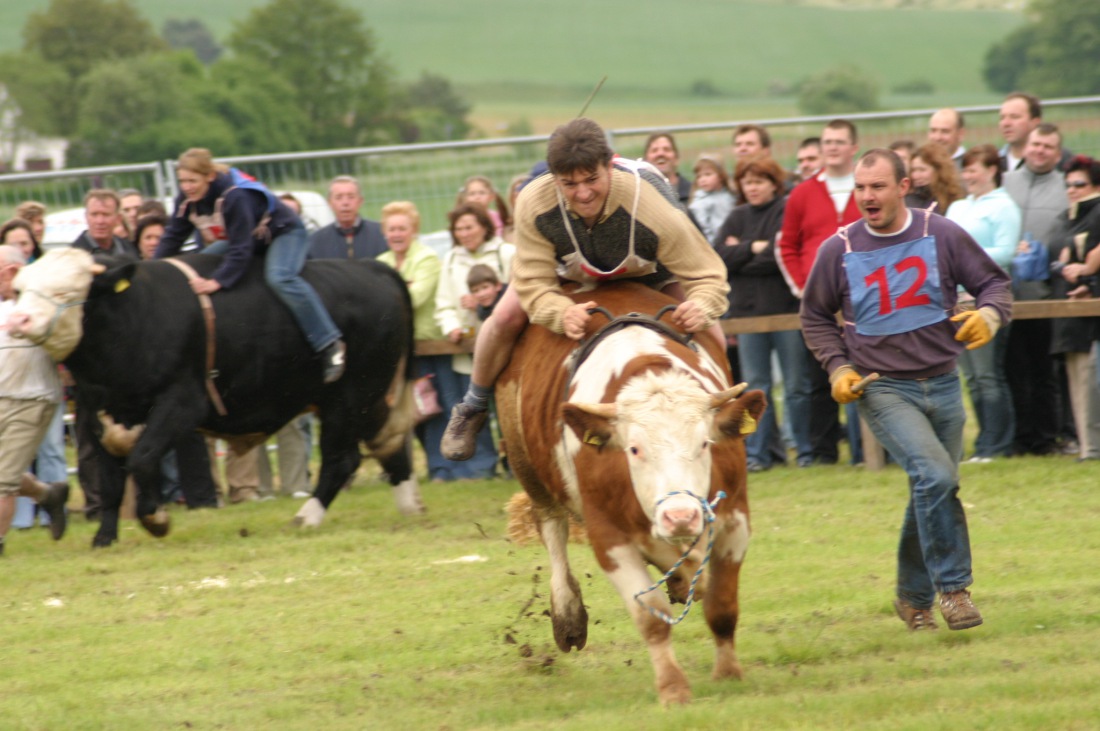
[497,281,766,705]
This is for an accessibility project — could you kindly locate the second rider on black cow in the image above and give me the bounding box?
[155,148,347,383]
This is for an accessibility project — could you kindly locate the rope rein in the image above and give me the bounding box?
[633,489,727,626]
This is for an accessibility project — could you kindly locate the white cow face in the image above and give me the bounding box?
[564,371,756,543]
[8,248,97,361]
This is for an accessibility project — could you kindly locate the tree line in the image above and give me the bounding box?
[0,0,471,167]
[983,0,1100,97]
[798,0,1097,117]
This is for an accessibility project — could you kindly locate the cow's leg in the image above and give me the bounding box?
[294,417,360,528]
[173,431,219,509]
[704,509,751,682]
[73,390,130,548]
[126,384,209,538]
[538,505,587,652]
[602,542,692,705]
[379,436,423,516]
[90,446,128,549]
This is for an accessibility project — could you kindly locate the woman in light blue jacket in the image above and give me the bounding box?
[946,144,1022,461]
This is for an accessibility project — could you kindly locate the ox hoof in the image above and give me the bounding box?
[292,497,326,528]
[392,479,425,516]
[712,660,744,681]
[139,509,171,538]
[91,534,116,549]
[658,685,693,707]
[551,610,589,652]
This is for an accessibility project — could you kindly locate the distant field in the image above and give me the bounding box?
[1,0,1023,133]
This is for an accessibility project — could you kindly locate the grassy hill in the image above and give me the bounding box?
[0,0,1023,132]
[1,0,1022,94]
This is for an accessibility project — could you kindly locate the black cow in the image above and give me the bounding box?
[9,248,421,547]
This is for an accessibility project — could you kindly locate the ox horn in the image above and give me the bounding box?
[90,263,107,275]
[569,402,618,419]
[709,383,748,409]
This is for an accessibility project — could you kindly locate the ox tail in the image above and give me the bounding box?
[505,492,588,547]
[369,353,417,459]
[366,265,418,459]
[97,411,145,457]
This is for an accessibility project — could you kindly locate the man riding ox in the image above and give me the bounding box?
[440,117,731,464]
[459,118,760,704]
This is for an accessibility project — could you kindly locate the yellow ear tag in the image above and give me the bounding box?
[739,412,757,435]
[114,279,131,293]
[582,430,605,447]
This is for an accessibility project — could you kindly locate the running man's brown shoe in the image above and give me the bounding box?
[894,597,938,631]
[440,403,488,461]
[939,589,983,630]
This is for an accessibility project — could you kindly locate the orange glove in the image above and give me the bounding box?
[950,307,999,350]
[829,365,864,404]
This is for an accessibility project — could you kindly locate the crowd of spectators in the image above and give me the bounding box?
[4,89,1099,545]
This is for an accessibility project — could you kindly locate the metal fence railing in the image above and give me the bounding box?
[0,162,166,220]
[3,96,1099,235]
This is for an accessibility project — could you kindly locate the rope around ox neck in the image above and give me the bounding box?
[633,490,727,626]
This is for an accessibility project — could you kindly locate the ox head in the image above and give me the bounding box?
[6,248,101,361]
[562,371,766,544]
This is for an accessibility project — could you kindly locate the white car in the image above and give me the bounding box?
[419,229,454,260]
[41,190,334,252]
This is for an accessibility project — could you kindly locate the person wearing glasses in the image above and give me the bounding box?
[1049,155,1100,461]
[778,119,863,466]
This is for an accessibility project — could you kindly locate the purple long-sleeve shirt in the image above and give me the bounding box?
[800,209,1013,380]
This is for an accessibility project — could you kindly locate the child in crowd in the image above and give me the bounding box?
[465,262,510,476]
[456,176,511,239]
[467,263,506,323]
[689,156,736,244]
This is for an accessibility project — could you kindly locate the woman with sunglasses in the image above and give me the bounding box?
[1049,155,1100,461]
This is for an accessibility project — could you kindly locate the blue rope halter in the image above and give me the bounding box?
[633,489,727,626]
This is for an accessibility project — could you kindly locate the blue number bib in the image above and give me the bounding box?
[843,220,946,337]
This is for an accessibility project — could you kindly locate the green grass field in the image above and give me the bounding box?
[0,0,1023,133]
[1,451,1097,729]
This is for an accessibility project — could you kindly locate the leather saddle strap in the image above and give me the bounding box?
[162,258,229,417]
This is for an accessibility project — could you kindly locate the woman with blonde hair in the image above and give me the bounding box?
[156,148,347,383]
[375,201,458,480]
[906,143,965,214]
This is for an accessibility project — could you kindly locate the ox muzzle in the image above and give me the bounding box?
[654,491,711,542]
